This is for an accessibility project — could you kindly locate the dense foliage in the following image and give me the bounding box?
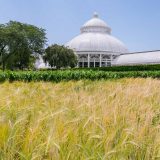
[0,21,46,70]
[43,44,78,69]
[0,70,160,82]
[72,64,160,72]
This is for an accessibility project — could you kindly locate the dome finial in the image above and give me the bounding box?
[93,12,99,18]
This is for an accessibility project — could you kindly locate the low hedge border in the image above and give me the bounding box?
[0,70,160,82]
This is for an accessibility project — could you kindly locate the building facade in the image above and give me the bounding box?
[36,13,160,69]
[114,50,160,66]
[66,12,129,67]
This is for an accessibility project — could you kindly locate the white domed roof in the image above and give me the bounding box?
[83,17,107,28]
[81,12,111,34]
[66,13,128,55]
[66,33,128,53]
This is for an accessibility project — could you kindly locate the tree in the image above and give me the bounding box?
[43,44,78,69]
[0,21,47,70]
[0,24,10,71]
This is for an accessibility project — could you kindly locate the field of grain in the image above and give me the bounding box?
[0,78,160,160]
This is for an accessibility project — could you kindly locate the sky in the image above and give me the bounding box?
[0,0,160,52]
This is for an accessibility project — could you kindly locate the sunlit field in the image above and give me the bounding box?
[0,79,160,159]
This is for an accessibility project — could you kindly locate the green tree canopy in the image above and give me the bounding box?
[43,44,78,69]
[0,21,47,70]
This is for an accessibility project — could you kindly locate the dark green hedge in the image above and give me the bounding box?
[39,64,160,72]
[74,64,160,72]
[0,70,160,82]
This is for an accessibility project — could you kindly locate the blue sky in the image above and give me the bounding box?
[1,0,160,52]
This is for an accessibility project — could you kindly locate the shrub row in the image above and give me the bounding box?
[0,70,160,82]
[72,64,160,72]
[39,64,160,72]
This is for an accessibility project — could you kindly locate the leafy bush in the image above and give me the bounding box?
[72,64,160,72]
[0,70,160,82]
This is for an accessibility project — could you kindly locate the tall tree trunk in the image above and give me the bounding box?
[2,61,5,71]
[1,53,5,71]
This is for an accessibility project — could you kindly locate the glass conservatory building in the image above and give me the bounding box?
[114,50,160,66]
[36,13,160,69]
[66,12,129,67]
